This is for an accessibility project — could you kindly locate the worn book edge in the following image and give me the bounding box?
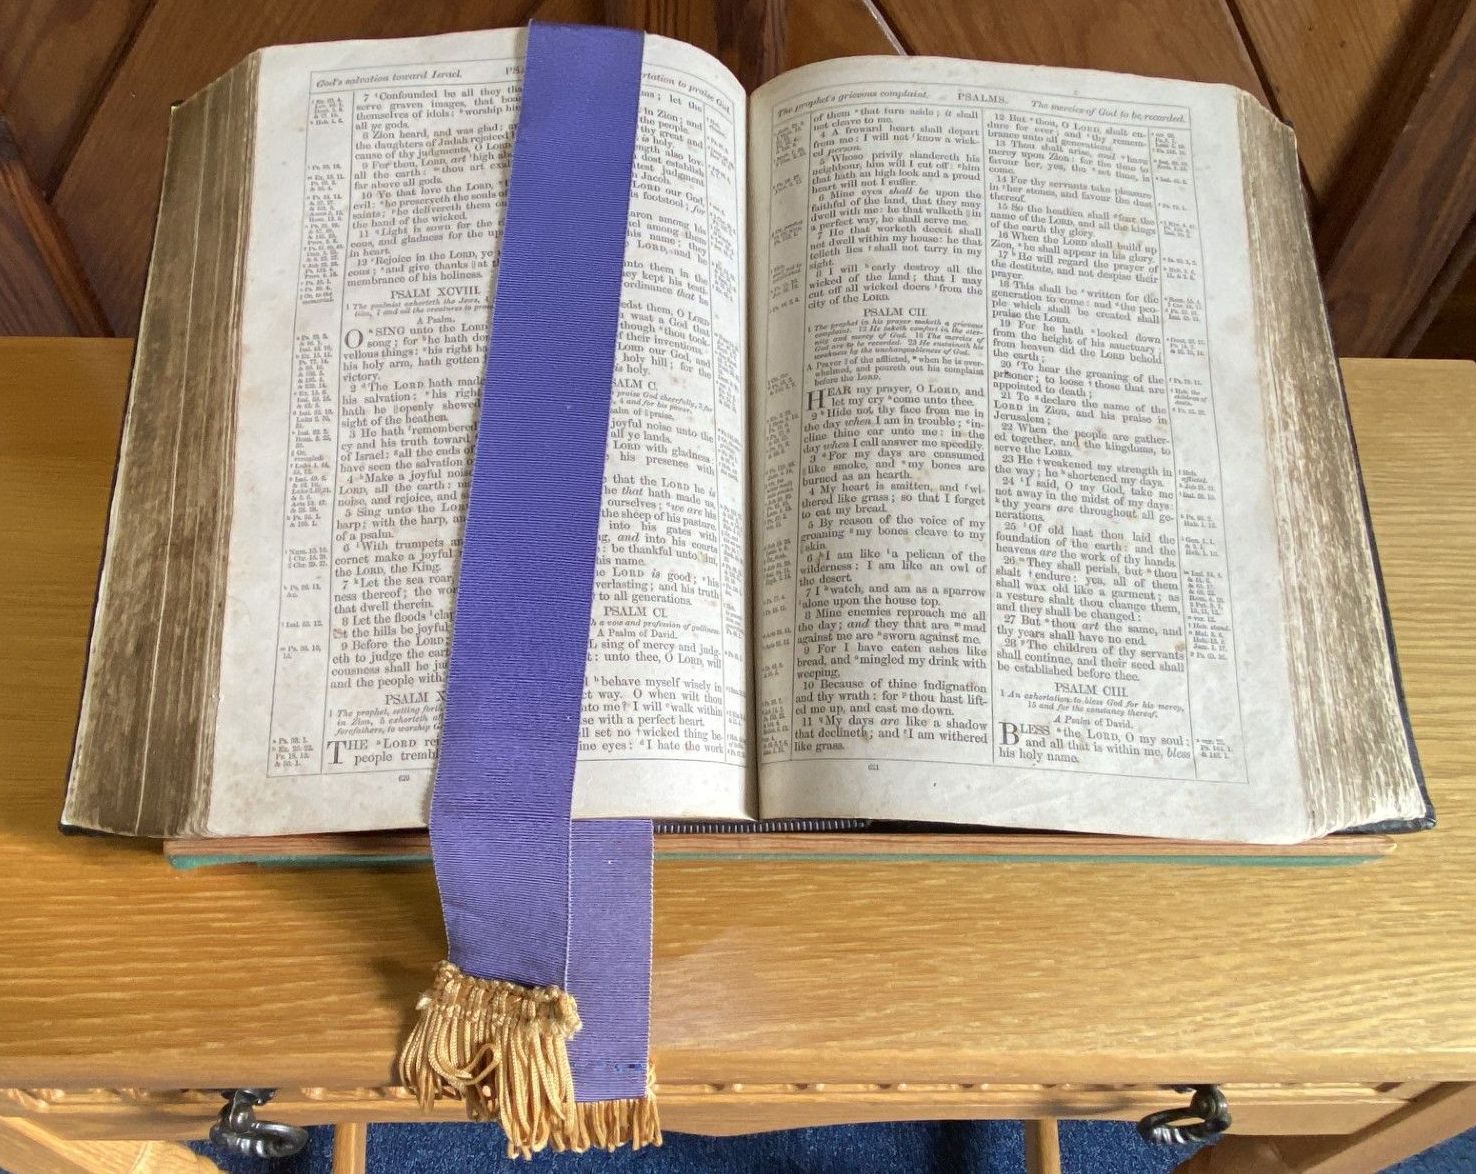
[1237,94,1429,838]
[62,58,258,839]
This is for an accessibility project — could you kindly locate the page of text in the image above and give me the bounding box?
[209,31,750,834]
[752,58,1306,841]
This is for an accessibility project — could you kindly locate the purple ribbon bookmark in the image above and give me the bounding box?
[400,23,657,1155]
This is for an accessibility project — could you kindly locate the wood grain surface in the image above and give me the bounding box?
[1305,0,1474,264]
[2,344,1476,1097]
[1414,258,1476,362]
[0,1118,219,1174]
[0,0,152,192]
[0,117,110,336]
[330,1121,367,1174]
[548,0,903,76]
[1025,1119,1062,1174]
[604,0,721,53]
[1227,0,1435,204]
[1318,3,1476,356]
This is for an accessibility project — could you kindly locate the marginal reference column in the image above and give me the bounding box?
[756,104,812,761]
[1149,117,1243,780]
[267,83,352,776]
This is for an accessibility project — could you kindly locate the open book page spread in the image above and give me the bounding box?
[750,59,1307,842]
[212,31,751,833]
[178,35,1406,843]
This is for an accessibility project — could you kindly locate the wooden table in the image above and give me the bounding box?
[3,339,1476,1174]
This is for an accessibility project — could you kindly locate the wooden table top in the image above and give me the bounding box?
[3,339,1475,1092]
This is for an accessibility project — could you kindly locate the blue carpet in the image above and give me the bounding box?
[178,1118,1476,1172]
[189,1120,1164,1172]
[5,1117,1476,1170]
[1389,1128,1476,1172]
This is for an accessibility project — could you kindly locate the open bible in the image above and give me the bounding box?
[64,29,1429,846]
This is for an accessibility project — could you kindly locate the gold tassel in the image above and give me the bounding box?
[550,1068,663,1154]
[398,961,582,1158]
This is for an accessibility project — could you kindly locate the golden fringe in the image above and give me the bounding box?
[397,960,582,1158]
[552,1068,663,1154]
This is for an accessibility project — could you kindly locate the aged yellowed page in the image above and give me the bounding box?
[749,57,1312,842]
[208,30,750,834]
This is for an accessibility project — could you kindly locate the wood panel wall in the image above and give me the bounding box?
[0,0,1471,355]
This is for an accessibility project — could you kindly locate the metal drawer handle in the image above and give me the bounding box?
[209,1088,310,1159]
[1137,1084,1232,1146]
